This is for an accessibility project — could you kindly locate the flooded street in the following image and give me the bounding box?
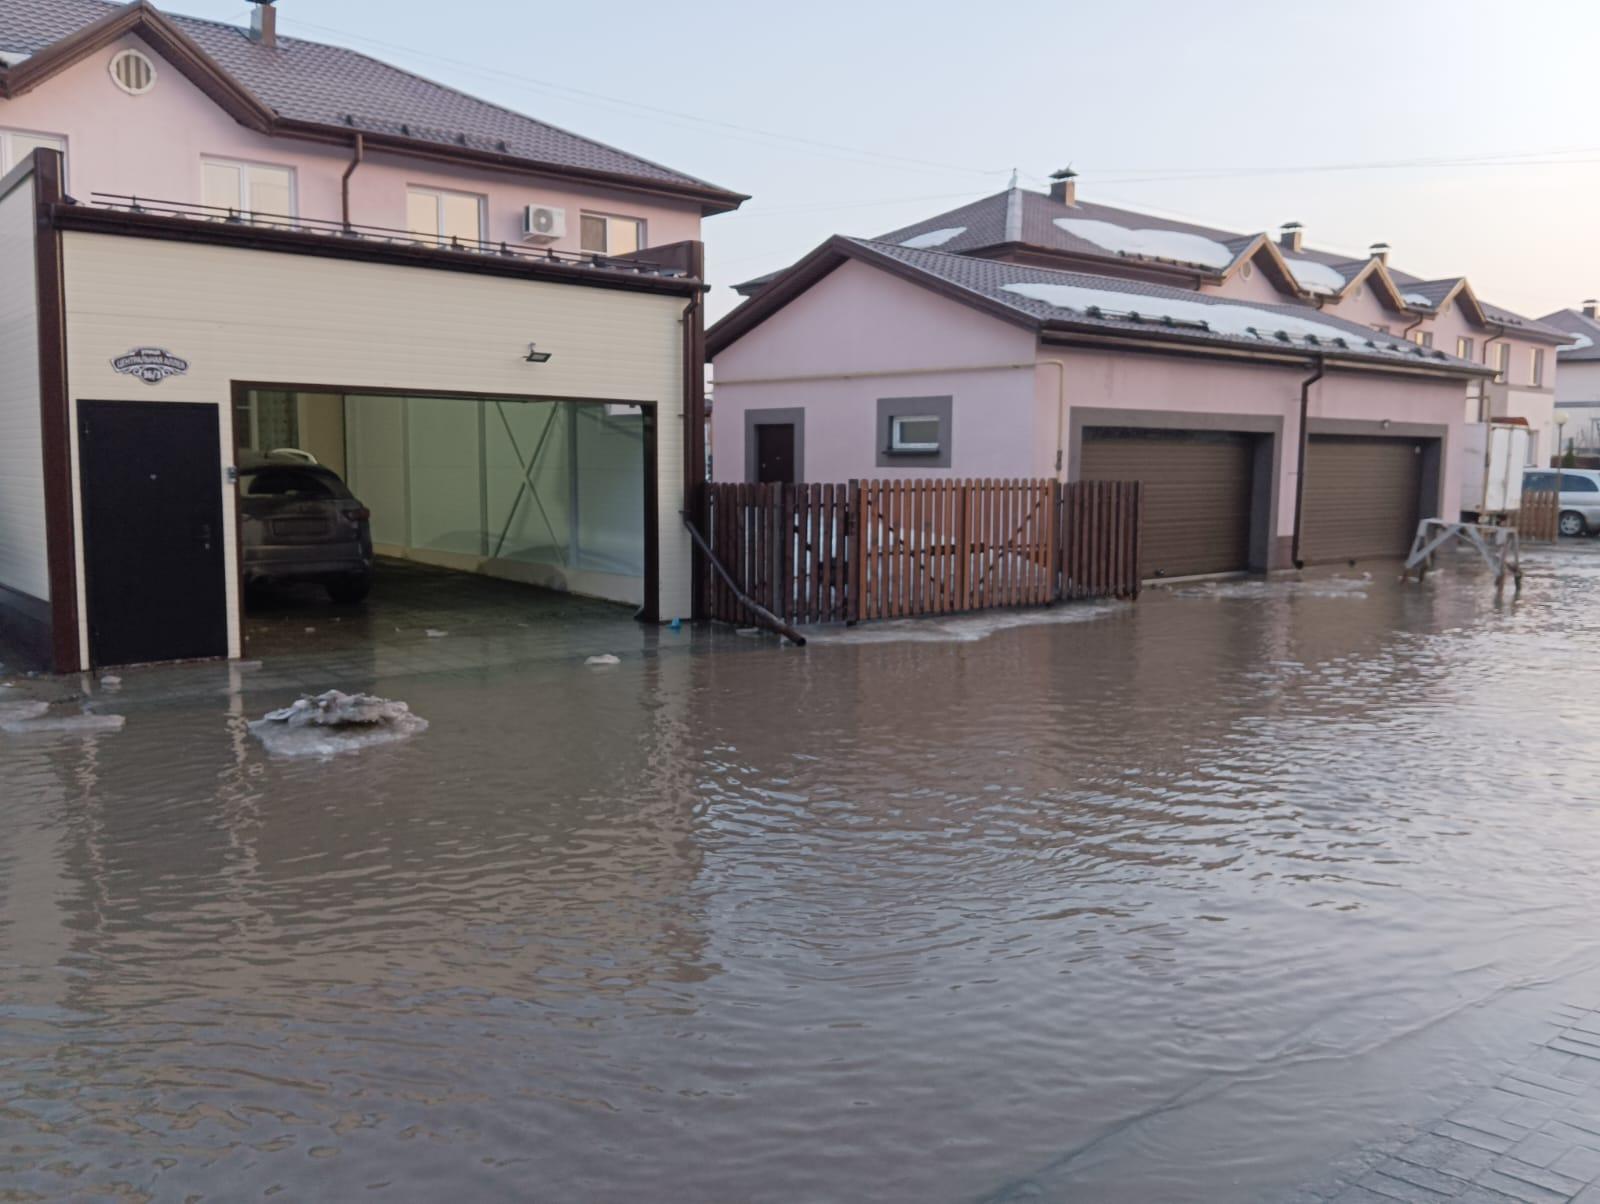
[5,548,1600,1202]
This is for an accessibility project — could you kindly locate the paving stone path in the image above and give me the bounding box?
[1301,1003,1600,1203]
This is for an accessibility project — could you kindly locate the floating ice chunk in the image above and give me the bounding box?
[899,226,966,249]
[99,674,122,688]
[585,653,620,666]
[1,702,125,735]
[1053,218,1234,269]
[249,690,427,758]
[425,629,448,638]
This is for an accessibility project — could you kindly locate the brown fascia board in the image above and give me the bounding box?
[0,2,747,217]
[705,236,1039,358]
[1237,236,1310,299]
[48,201,706,298]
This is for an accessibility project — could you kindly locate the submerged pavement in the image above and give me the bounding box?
[4,545,1600,1201]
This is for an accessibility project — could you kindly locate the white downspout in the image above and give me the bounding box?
[1039,358,1069,479]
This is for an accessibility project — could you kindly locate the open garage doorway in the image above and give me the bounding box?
[232,386,657,655]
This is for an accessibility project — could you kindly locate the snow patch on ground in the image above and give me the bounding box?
[249,690,427,758]
[899,226,966,249]
[1053,217,1235,269]
[807,602,1124,645]
[1284,257,1346,295]
[1000,281,1393,348]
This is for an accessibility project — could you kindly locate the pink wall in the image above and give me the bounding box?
[711,259,1040,481]
[0,32,703,254]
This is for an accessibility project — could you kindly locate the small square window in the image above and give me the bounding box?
[580,212,644,255]
[890,415,941,453]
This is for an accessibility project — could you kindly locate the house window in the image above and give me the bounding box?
[109,49,157,95]
[1488,342,1509,383]
[579,212,643,255]
[406,186,485,246]
[1457,336,1474,360]
[202,158,294,223]
[876,396,953,468]
[1531,348,1546,387]
[0,128,65,174]
[890,414,942,453]
[1409,330,1434,349]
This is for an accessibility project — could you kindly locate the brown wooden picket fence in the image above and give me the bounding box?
[703,478,1141,628]
[1516,487,1559,541]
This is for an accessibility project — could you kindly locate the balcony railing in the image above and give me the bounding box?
[84,193,693,279]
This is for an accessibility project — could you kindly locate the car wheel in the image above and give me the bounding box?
[326,573,372,604]
[1559,511,1588,538]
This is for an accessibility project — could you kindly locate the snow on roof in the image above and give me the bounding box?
[1569,333,1595,351]
[898,226,967,250]
[1402,292,1434,307]
[1283,257,1346,296]
[999,281,1400,349]
[1052,217,1234,270]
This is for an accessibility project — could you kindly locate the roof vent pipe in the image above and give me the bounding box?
[249,0,277,48]
[1049,167,1078,206]
[1585,298,1598,320]
[1369,241,1390,264]
[1280,222,1304,253]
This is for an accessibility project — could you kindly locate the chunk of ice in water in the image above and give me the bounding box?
[249,690,428,758]
[585,654,620,666]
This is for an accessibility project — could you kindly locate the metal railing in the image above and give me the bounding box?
[84,193,692,279]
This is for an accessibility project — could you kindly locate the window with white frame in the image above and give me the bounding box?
[0,128,66,174]
[579,212,643,255]
[202,158,294,223]
[1531,348,1546,387]
[406,186,485,246]
[889,414,942,453]
[1488,342,1509,383]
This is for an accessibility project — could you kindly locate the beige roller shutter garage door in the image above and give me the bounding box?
[1080,429,1254,579]
[1300,435,1424,563]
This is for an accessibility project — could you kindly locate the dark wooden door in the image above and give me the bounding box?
[1080,429,1255,579]
[755,423,796,484]
[1300,435,1425,563]
[78,400,229,666]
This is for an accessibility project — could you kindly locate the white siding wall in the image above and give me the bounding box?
[0,171,49,602]
[62,232,690,663]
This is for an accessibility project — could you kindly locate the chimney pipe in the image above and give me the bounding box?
[1369,241,1390,265]
[1585,298,1598,320]
[1279,221,1303,254]
[1049,167,1077,206]
[249,0,276,48]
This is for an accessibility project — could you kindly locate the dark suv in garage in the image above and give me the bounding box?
[239,452,374,602]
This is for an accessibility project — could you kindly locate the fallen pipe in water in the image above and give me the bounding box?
[680,511,807,647]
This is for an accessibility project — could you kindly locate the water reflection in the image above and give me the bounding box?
[4,548,1600,1201]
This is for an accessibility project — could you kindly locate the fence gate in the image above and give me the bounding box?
[703,477,1141,629]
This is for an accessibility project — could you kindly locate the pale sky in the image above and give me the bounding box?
[176,0,1600,323]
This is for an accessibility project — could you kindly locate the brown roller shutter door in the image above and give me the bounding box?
[1300,435,1424,563]
[1080,429,1254,579]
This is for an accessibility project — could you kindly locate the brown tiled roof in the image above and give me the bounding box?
[0,0,744,210]
[712,235,1493,380]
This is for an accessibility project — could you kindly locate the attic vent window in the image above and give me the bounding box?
[110,49,156,95]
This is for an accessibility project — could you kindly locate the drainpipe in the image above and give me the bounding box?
[340,132,364,232]
[1039,358,1069,478]
[1291,355,1325,569]
[1479,325,1507,426]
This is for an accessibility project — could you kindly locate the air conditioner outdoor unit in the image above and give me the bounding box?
[522,204,566,243]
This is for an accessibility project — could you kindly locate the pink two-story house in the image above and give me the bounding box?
[0,0,744,670]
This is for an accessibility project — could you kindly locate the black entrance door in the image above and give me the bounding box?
[78,400,228,666]
[755,423,796,484]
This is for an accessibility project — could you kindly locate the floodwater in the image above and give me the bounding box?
[5,547,1600,1202]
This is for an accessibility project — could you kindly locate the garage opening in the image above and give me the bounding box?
[233,388,652,646]
[1080,428,1261,579]
[1300,434,1431,564]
